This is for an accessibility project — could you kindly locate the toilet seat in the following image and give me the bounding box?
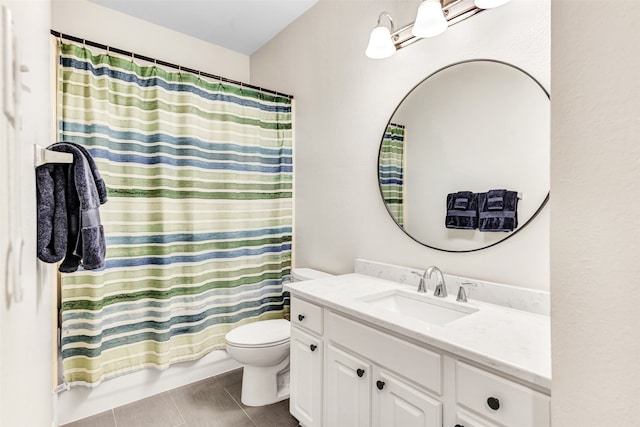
[225,319,290,348]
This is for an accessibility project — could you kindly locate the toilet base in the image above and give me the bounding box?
[240,357,290,407]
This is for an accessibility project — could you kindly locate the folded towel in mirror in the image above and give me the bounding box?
[453,194,470,210]
[487,189,506,210]
[478,190,518,232]
[446,191,478,230]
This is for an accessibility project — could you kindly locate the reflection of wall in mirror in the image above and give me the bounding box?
[388,61,550,251]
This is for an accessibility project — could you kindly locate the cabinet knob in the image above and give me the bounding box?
[487,396,500,411]
[356,368,365,378]
[455,425,465,427]
[376,380,385,390]
[298,314,305,321]
[309,344,317,352]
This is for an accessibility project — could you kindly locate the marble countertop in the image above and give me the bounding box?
[285,273,551,391]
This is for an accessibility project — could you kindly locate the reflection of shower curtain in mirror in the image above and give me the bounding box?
[57,42,292,386]
[379,123,405,226]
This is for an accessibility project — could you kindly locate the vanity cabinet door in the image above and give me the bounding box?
[372,369,442,427]
[290,327,323,427]
[326,344,372,427]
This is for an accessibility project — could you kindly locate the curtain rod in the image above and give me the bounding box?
[50,30,294,100]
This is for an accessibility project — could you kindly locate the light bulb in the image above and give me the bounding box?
[412,0,447,39]
[365,26,396,59]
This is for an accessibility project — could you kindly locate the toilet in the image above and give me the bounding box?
[225,268,333,406]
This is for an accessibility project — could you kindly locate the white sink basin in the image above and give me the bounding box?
[359,289,478,326]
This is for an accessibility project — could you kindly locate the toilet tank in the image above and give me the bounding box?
[291,268,333,281]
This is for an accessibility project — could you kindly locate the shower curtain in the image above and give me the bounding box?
[379,123,405,226]
[57,41,292,386]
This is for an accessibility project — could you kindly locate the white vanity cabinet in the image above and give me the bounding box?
[290,298,324,427]
[288,294,550,427]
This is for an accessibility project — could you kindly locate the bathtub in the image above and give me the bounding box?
[57,349,240,425]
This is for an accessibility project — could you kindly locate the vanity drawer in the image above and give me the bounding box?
[456,362,550,427]
[456,409,499,427]
[327,312,442,395]
[291,297,323,335]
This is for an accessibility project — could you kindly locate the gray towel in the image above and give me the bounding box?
[36,142,107,271]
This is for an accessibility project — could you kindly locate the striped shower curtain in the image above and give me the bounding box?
[379,123,405,226]
[57,42,292,386]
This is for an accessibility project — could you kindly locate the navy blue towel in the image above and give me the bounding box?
[445,191,478,230]
[487,189,505,210]
[36,142,108,272]
[478,190,518,232]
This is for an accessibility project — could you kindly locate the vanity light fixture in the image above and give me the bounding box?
[412,0,448,38]
[365,12,396,59]
[365,0,512,59]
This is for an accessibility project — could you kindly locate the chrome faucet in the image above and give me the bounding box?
[426,266,447,298]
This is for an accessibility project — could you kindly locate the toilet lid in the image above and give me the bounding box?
[225,319,290,348]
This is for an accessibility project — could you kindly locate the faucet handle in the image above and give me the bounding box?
[456,281,477,302]
[410,270,428,293]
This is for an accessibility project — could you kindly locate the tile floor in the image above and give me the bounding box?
[62,369,300,427]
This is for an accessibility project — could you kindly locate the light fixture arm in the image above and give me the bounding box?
[376,12,395,34]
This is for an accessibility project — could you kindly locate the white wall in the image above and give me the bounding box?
[251,0,550,290]
[551,1,640,424]
[52,0,250,82]
[0,1,55,426]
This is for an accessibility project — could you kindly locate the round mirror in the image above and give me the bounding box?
[378,60,549,252]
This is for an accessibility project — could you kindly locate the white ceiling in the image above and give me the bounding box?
[87,0,319,55]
